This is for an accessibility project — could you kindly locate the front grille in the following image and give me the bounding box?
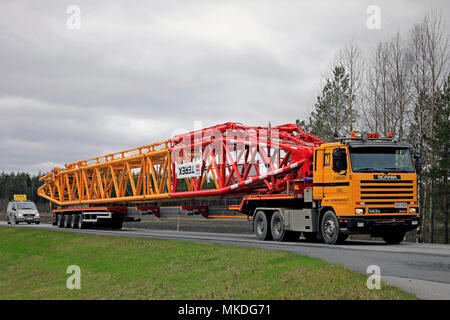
[360,179,415,207]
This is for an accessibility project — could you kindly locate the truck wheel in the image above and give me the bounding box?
[254,211,272,241]
[382,231,405,245]
[321,210,340,245]
[270,211,289,242]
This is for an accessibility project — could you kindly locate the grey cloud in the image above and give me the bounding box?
[0,0,448,174]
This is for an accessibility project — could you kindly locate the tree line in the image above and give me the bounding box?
[299,10,449,243]
[0,172,49,213]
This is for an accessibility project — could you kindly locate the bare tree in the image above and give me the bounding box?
[406,10,449,243]
[408,18,432,243]
[335,42,364,132]
[423,10,449,243]
[388,32,412,141]
[363,41,395,136]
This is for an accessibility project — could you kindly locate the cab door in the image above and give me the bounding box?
[313,147,324,199]
[323,147,351,215]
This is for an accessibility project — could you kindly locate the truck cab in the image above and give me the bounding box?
[249,132,421,245]
[312,133,421,244]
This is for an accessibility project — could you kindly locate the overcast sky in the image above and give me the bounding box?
[0,0,448,174]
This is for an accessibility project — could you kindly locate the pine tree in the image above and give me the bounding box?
[428,74,449,243]
[307,66,352,141]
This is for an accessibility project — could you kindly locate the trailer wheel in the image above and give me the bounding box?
[320,210,340,245]
[382,231,405,245]
[64,214,72,228]
[57,214,64,228]
[253,211,272,241]
[77,215,85,229]
[70,214,78,229]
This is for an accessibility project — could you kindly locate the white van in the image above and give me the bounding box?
[6,201,40,225]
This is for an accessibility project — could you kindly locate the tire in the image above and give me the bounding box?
[57,214,64,228]
[27,222,31,225]
[64,214,72,228]
[35,221,40,225]
[382,231,405,245]
[270,211,289,242]
[320,210,340,245]
[253,211,272,241]
[70,214,78,229]
[77,215,85,229]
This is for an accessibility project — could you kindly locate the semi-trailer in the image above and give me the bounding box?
[38,122,421,244]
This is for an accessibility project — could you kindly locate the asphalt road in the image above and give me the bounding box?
[1,221,449,300]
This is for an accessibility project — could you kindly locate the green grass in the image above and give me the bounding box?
[0,226,415,300]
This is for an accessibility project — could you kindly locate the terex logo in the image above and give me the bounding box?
[176,162,202,179]
[373,174,401,180]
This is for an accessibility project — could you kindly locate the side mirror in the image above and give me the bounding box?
[332,149,347,173]
[414,153,422,174]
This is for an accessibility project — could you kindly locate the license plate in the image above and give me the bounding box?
[395,203,407,208]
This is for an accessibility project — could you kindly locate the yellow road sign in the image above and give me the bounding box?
[14,194,27,201]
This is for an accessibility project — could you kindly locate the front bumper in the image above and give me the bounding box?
[339,215,420,236]
[16,216,40,223]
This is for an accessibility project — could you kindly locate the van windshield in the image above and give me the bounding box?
[350,148,415,173]
[17,202,37,210]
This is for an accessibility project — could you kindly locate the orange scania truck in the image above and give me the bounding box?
[38,122,421,244]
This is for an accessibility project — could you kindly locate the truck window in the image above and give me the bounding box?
[350,148,414,173]
[332,148,347,172]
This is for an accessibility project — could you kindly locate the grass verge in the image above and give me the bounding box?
[0,226,415,300]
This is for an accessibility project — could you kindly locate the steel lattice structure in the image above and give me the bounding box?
[38,122,323,206]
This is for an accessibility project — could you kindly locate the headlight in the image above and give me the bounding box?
[409,207,417,214]
[355,208,364,215]
[18,213,23,217]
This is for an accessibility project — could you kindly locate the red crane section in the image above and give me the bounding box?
[170,122,323,198]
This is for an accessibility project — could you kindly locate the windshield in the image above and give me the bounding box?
[17,202,37,210]
[350,148,415,173]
